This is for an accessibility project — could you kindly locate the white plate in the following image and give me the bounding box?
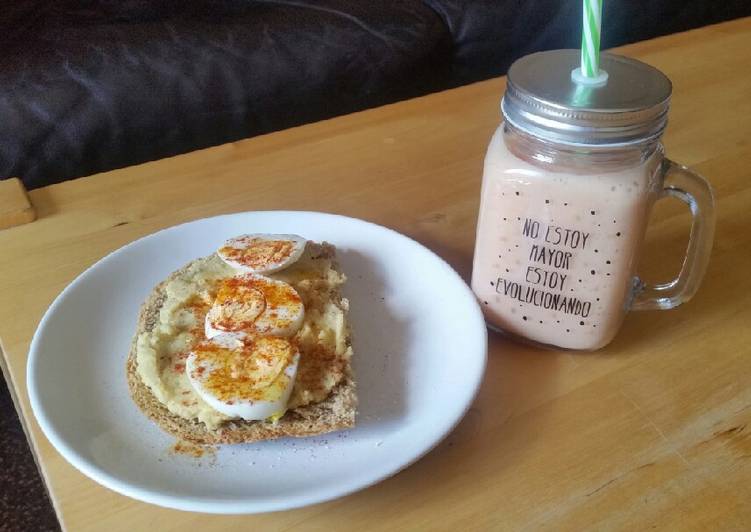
[27,211,487,514]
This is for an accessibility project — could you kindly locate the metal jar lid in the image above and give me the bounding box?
[501,49,672,146]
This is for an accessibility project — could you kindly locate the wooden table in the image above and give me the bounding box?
[2,18,751,530]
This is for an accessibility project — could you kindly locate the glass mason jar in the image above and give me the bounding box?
[471,50,715,350]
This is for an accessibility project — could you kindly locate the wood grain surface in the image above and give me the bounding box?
[0,177,35,230]
[1,18,750,531]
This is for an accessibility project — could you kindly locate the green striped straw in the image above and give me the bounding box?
[580,0,604,78]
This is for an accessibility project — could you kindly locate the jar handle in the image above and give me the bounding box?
[631,159,716,311]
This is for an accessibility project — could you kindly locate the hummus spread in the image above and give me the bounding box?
[135,243,351,429]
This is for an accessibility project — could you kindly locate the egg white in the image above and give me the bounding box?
[204,274,305,338]
[186,333,300,421]
[218,233,306,274]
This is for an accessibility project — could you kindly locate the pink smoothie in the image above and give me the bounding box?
[471,127,661,350]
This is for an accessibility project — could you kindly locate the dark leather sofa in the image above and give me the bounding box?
[2,0,750,190]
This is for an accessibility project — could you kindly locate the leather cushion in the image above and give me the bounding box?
[0,1,448,189]
[423,0,751,85]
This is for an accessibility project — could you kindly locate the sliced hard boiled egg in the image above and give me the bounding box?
[217,234,306,274]
[204,274,304,338]
[186,333,300,421]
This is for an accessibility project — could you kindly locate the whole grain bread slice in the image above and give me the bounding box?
[126,255,356,445]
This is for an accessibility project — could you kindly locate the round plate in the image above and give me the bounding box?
[27,211,487,513]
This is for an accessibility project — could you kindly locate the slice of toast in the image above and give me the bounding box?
[126,255,356,445]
